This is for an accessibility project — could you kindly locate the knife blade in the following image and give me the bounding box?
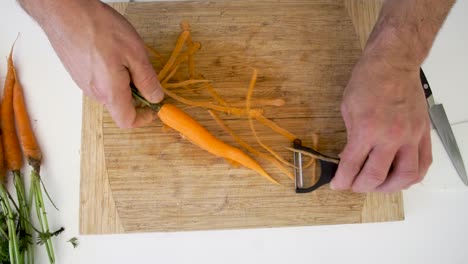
[420,69,468,186]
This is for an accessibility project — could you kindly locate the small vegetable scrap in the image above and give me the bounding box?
[1,40,63,264]
[133,21,320,185]
[67,237,79,248]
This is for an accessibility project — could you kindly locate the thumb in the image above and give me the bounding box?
[129,58,164,103]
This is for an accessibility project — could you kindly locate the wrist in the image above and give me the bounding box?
[363,20,430,71]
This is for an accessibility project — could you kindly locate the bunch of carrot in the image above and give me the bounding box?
[133,21,321,185]
[0,42,62,264]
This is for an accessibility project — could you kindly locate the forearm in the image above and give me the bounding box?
[18,0,100,28]
[364,0,455,70]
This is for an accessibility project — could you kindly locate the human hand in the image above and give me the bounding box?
[23,0,163,128]
[330,55,432,193]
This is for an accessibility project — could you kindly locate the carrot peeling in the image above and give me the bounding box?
[245,69,295,169]
[158,30,190,80]
[229,98,285,107]
[165,41,201,78]
[145,44,166,66]
[255,114,297,142]
[161,64,180,84]
[180,21,196,79]
[164,79,211,89]
[209,110,293,180]
[163,88,263,117]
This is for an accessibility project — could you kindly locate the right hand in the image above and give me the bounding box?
[26,0,164,128]
[330,54,432,193]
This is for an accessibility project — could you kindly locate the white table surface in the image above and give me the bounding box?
[1,0,467,263]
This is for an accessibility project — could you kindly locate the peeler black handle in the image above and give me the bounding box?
[293,140,339,193]
[295,159,338,193]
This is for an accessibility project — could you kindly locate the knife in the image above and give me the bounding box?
[420,68,468,186]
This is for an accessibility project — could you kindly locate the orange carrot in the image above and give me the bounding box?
[13,68,42,170]
[0,125,5,180]
[157,103,278,184]
[0,88,4,180]
[1,44,23,171]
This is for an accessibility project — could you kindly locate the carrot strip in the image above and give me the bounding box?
[188,54,196,79]
[245,69,295,168]
[209,110,294,180]
[195,74,229,106]
[13,67,42,170]
[165,41,201,79]
[161,65,180,84]
[205,83,229,106]
[285,147,339,164]
[180,21,192,36]
[145,45,165,66]
[165,83,212,93]
[158,30,190,80]
[158,103,278,184]
[164,79,211,89]
[1,44,23,171]
[163,88,263,117]
[229,98,286,107]
[255,114,297,142]
[180,21,196,78]
[302,134,319,185]
[302,134,319,169]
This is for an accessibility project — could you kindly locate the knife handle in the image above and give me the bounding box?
[420,68,433,99]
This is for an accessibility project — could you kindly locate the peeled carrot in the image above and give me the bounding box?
[158,103,278,184]
[13,68,42,171]
[1,44,23,171]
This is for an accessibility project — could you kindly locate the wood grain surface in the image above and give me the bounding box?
[80,0,403,234]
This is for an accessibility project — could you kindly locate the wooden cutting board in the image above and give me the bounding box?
[80,0,403,234]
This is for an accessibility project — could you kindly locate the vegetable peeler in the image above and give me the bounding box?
[292,139,340,193]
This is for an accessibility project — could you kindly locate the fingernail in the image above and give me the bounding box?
[330,180,337,190]
[150,83,165,103]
